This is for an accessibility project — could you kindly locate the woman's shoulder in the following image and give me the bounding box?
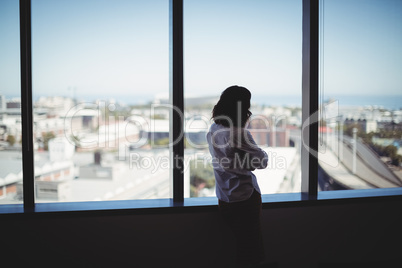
[210,122,249,133]
[210,122,224,131]
[209,123,230,138]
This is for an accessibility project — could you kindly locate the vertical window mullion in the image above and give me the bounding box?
[170,0,184,203]
[20,0,35,209]
[302,0,319,197]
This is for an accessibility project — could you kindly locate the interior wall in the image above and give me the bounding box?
[2,199,402,268]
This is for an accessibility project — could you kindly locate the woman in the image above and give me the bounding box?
[207,85,268,267]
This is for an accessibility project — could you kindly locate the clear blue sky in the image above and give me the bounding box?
[0,0,401,104]
[322,0,402,97]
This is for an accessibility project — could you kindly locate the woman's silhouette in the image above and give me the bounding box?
[207,85,268,267]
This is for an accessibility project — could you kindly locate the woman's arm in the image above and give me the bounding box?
[230,128,268,170]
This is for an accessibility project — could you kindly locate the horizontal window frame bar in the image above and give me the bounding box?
[1,188,402,218]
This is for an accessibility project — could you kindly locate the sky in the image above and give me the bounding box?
[0,0,401,105]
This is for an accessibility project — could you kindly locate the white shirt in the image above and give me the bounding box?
[207,123,268,203]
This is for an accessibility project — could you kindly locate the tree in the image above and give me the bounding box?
[43,132,56,150]
[153,137,170,147]
[6,135,16,146]
[383,145,397,158]
[70,134,81,149]
[391,155,402,167]
[344,123,363,137]
[189,159,215,197]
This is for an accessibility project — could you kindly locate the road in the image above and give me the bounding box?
[289,130,402,189]
[343,136,402,186]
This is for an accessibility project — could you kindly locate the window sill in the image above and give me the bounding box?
[1,188,401,218]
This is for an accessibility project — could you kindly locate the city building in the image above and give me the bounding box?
[344,118,378,134]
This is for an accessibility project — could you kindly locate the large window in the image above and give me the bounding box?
[184,0,302,198]
[1,0,401,212]
[0,0,23,205]
[318,0,402,191]
[31,0,170,202]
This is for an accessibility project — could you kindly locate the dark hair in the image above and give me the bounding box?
[212,85,252,128]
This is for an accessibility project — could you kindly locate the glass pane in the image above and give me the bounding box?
[184,0,302,198]
[32,0,169,202]
[0,0,23,204]
[318,0,402,191]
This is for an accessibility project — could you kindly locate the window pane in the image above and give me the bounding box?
[318,0,402,191]
[0,0,23,204]
[32,0,170,202]
[184,0,302,198]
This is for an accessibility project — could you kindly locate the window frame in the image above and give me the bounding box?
[0,0,400,215]
[20,0,34,210]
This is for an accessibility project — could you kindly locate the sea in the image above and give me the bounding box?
[107,93,402,110]
[5,93,402,111]
[252,94,402,110]
[78,93,402,110]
